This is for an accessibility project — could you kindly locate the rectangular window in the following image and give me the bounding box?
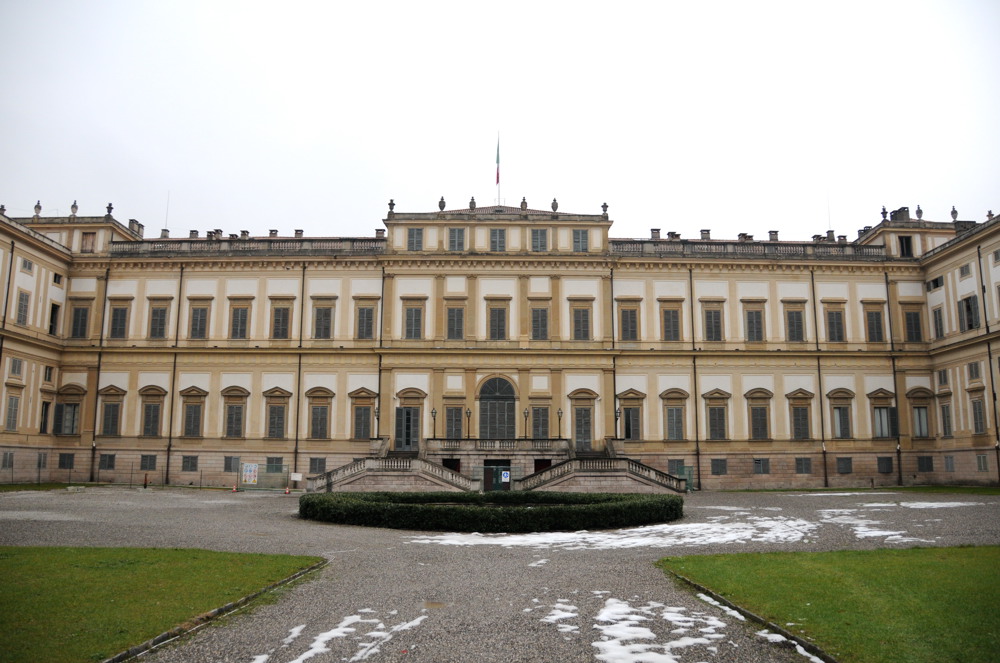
[53,402,80,435]
[667,459,685,475]
[448,228,465,251]
[972,399,986,434]
[356,306,375,339]
[404,306,423,340]
[753,458,770,474]
[917,456,934,472]
[662,307,681,341]
[572,229,589,252]
[224,456,240,472]
[309,457,327,474]
[707,406,727,440]
[313,306,333,339]
[744,308,764,342]
[531,228,548,252]
[183,403,203,437]
[36,452,47,469]
[70,306,89,339]
[795,457,812,474]
[620,307,638,341]
[99,453,115,470]
[826,309,845,342]
[58,453,75,469]
[622,407,640,440]
[445,406,463,439]
[266,457,284,473]
[181,455,198,472]
[225,404,244,438]
[81,232,96,253]
[959,263,972,278]
[940,403,953,437]
[833,406,851,439]
[574,407,592,449]
[5,395,20,431]
[665,406,684,440]
[785,308,805,342]
[978,454,989,472]
[142,305,166,341]
[447,307,464,340]
[927,276,944,291]
[101,402,121,436]
[49,303,60,335]
[531,308,549,340]
[53,273,62,285]
[572,307,591,341]
[190,305,209,339]
[230,305,250,339]
[489,307,507,340]
[109,306,128,339]
[407,228,423,251]
[16,291,30,326]
[9,357,22,377]
[353,406,371,440]
[749,406,769,440]
[932,308,944,339]
[703,307,723,342]
[873,406,897,438]
[489,228,506,252]
[271,305,291,339]
[958,295,980,332]
[865,310,884,343]
[39,401,50,434]
[944,455,955,472]
[710,458,727,475]
[267,404,286,438]
[310,405,329,439]
[912,406,929,438]
[969,361,981,380]
[904,310,923,342]
[937,369,949,387]
[898,235,913,257]
[20,258,33,273]
[792,406,810,440]
[836,457,853,474]
[877,456,894,474]
[531,407,549,439]
[140,454,157,471]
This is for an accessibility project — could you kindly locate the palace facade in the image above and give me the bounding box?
[1,198,998,492]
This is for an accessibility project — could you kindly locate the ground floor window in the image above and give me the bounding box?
[944,455,955,472]
[98,454,115,470]
[877,456,893,474]
[753,458,770,474]
[309,458,326,474]
[181,455,198,472]
[710,458,727,475]
[140,455,157,471]
[667,459,685,475]
[58,453,74,469]
[266,456,284,473]
[1,452,13,469]
[794,457,812,474]
[977,454,989,472]
[836,457,853,474]
[224,456,240,472]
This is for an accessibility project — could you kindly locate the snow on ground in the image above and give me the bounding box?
[860,502,984,509]
[756,630,825,663]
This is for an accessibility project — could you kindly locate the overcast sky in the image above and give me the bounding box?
[1,0,997,242]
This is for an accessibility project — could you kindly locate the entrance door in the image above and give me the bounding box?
[479,377,516,439]
[483,460,511,491]
[395,407,420,450]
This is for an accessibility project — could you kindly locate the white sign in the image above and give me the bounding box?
[241,463,259,484]
[501,470,510,482]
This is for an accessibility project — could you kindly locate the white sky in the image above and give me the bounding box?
[1,0,997,242]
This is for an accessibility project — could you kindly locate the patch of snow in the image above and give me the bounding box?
[756,629,824,663]
[792,492,895,497]
[862,501,984,509]
[696,594,745,621]
[529,558,549,567]
[282,625,305,645]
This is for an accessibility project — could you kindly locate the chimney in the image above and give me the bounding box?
[768,230,779,241]
[294,229,303,238]
[812,234,823,242]
[206,230,215,240]
[375,229,386,239]
[667,231,681,241]
[700,229,711,240]
[215,229,222,237]
[651,228,661,240]
[269,229,278,237]
[189,230,199,238]
[229,233,238,239]
[889,206,910,222]
[827,230,835,241]
[838,235,847,244]
[240,230,249,240]
[738,233,748,241]
[160,228,170,239]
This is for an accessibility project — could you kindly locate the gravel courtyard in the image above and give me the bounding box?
[2,487,998,663]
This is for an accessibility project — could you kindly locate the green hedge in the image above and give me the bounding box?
[298,491,683,532]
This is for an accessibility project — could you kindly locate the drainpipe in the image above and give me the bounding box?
[0,240,14,384]
[163,265,184,486]
[816,356,828,487]
[884,272,903,486]
[692,355,701,490]
[293,264,306,481]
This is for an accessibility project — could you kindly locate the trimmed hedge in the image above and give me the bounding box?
[298,491,683,532]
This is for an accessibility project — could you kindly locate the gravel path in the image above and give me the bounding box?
[2,487,998,663]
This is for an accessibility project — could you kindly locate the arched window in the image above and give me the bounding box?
[479,377,515,439]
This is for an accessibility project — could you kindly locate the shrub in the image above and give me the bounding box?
[299,491,683,532]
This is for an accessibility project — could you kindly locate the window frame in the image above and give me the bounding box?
[229,299,252,340]
[702,301,724,342]
[743,300,765,343]
[188,300,211,340]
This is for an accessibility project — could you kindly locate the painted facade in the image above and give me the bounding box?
[1,199,998,491]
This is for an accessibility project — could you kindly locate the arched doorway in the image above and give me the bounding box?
[479,377,515,439]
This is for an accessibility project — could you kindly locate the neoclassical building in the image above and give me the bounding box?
[1,197,998,491]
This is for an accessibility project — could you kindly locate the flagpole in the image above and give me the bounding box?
[496,132,500,206]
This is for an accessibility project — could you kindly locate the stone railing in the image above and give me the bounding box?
[307,457,478,492]
[514,457,686,492]
[424,438,570,453]
[610,239,887,261]
[110,237,386,257]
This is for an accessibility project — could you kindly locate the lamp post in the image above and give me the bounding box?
[615,407,621,439]
[523,408,529,439]
[431,408,437,438]
[557,408,563,439]
[465,408,471,439]
[374,407,380,438]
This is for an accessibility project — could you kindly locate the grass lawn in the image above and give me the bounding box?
[658,546,1000,663]
[0,546,324,663]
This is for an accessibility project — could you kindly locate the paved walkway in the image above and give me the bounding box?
[2,487,998,663]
